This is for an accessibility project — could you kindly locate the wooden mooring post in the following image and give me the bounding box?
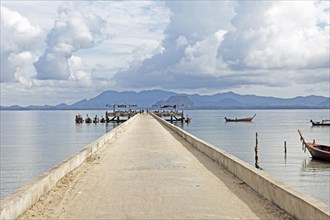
[284,141,287,155]
[255,132,259,169]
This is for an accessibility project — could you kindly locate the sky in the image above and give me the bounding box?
[1,1,329,106]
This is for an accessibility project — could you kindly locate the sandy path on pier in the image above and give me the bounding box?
[19,113,292,219]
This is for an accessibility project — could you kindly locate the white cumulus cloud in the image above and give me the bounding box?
[34,3,106,80]
[1,5,43,82]
[218,1,330,70]
[176,30,227,76]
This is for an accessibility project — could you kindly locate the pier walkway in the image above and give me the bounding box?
[19,113,291,219]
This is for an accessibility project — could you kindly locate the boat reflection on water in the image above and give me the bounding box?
[300,158,330,205]
[301,158,330,170]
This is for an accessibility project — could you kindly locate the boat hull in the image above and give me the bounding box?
[310,120,330,126]
[225,118,253,122]
[225,114,256,122]
[306,144,330,161]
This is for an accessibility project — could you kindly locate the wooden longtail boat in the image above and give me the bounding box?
[225,114,256,122]
[310,120,330,126]
[297,129,330,161]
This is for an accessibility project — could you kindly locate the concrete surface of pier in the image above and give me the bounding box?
[17,113,292,219]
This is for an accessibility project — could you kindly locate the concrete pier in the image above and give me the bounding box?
[13,113,292,219]
[2,113,329,219]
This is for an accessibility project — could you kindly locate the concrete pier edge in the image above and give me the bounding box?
[0,115,138,220]
[151,113,330,220]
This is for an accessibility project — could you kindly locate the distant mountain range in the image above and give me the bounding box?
[1,90,329,110]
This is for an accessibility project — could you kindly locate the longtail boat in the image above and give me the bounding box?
[297,129,330,161]
[225,114,256,122]
[310,120,330,126]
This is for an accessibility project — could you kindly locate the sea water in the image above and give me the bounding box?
[0,110,116,199]
[0,109,329,205]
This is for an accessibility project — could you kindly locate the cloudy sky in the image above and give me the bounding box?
[1,1,329,106]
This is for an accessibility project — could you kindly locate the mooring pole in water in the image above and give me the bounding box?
[284,141,287,155]
[255,132,259,169]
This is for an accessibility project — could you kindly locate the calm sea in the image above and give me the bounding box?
[1,109,329,205]
[0,110,117,200]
